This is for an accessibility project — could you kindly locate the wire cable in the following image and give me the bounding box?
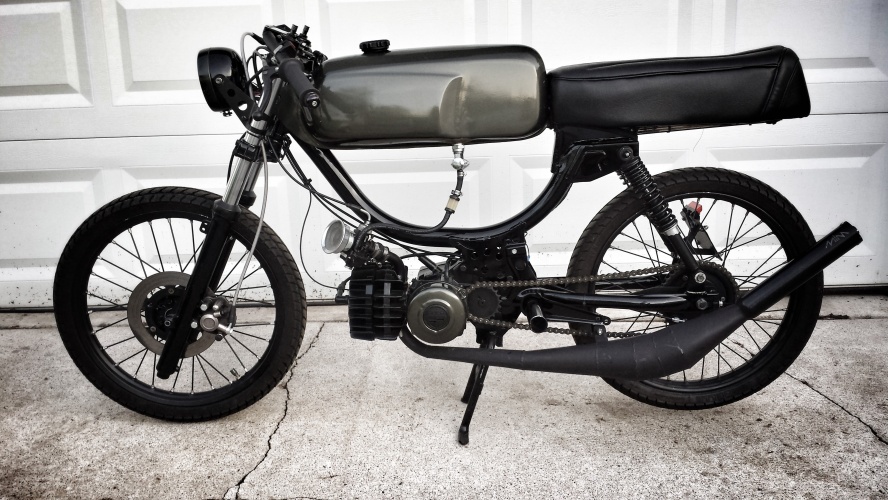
[229,142,270,317]
[297,194,338,290]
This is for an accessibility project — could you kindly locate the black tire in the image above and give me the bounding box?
[53,187,307,420]
[568,168,823,409]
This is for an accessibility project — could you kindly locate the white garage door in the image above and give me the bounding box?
[1,0,886,307]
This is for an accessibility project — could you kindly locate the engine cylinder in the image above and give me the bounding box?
[348,264,405,341]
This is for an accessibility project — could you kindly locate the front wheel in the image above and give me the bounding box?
[568,168,823,409]
[54,187,307,420]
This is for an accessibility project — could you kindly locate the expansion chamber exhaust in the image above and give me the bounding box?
[400,222,862,381]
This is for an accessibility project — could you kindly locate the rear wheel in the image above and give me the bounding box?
[54,187,307,420]
[568,168,823,409]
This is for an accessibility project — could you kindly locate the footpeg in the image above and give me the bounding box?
[522,299,547,333]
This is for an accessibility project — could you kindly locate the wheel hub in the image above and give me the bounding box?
[666,261,738,321]
[127,271,215,357]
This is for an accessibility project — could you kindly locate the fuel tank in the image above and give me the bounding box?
[280,45,548,148]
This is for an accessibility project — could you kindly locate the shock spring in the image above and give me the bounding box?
[616,147,677,234]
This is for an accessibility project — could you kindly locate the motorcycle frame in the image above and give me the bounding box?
[293,131,634,251]
[155,80,695,377]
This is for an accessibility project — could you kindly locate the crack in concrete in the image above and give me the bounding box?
[297,323,324,362]
[786,372,888,447]
[225,324,325,499]
[697,338,886,448]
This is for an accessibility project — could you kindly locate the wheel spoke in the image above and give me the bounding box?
[101,335,138,349]
[751,319,775,339]
[92,316,129,335]
[224,336,248,370]
[198,354,231,385]
[171,358,183,391]
[132,349,149,379]
[183,239,204,271]
[195,355,214,390]
[228,332,261,358]
[97,256,143,282]
[115,347,147,366]
[113,238,160,276]
[168,218,184,272]
[217,251,249,291]
[725,211,751,259]
[741,323,762,351]
[87,292,126,308]
[631,221,663,266]
[216,266,263,296]
[232,329,271,342]
[736,247,785,287]
[90,272,133,293]
[148,221,165,272]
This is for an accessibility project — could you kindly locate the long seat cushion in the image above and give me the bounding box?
[548,46,810,130]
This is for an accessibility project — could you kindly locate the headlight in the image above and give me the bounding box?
[197,47,248,112]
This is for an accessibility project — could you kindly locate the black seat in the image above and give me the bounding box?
[548,46,810,132]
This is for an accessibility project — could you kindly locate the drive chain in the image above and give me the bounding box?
[464,263,681,338]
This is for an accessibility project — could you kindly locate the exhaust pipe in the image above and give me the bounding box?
[400,222,862,381]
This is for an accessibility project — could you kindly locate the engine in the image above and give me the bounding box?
[323,220,469,343]
[344,262,468,344]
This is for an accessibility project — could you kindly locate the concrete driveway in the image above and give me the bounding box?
[1,296,886,499]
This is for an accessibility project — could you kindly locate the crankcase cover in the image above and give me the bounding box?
[280,45,547,148]
[407,282,467,344]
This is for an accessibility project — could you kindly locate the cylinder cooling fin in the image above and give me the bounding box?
[348,264,406,341]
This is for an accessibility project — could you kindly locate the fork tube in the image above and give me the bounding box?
[156,129,265,379]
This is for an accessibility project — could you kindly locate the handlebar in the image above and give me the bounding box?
[262,27,321,108]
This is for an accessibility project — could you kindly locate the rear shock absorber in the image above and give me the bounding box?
[616,147,701,275]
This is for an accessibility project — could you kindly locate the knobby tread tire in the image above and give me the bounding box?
[568,167,823,410]
[54,187,307,421]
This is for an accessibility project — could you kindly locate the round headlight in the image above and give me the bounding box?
[197,47,248,112]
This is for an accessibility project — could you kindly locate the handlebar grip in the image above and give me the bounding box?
[278,58,321,108]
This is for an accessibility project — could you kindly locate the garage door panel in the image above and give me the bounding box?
[103,0,283,106]
[0,2,885,308]
[729,0,888,114]
[528,0,687,69]
[0,169,101,265]
[700,117,888,287]
[317,0,475,57]
[0,0,91,111]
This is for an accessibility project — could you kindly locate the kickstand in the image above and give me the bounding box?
[458,333,496,445]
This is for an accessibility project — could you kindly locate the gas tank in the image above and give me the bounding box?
[280,45,548,148]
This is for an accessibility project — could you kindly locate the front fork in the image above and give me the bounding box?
[155,129,266,379]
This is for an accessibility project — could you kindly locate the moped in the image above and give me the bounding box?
[53,24,861,444]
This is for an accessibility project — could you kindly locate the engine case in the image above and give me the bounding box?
[406,281,467,344]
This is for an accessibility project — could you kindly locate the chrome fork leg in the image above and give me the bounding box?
[156,131,264,379]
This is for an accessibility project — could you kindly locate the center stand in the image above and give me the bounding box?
[458,330,500,445]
